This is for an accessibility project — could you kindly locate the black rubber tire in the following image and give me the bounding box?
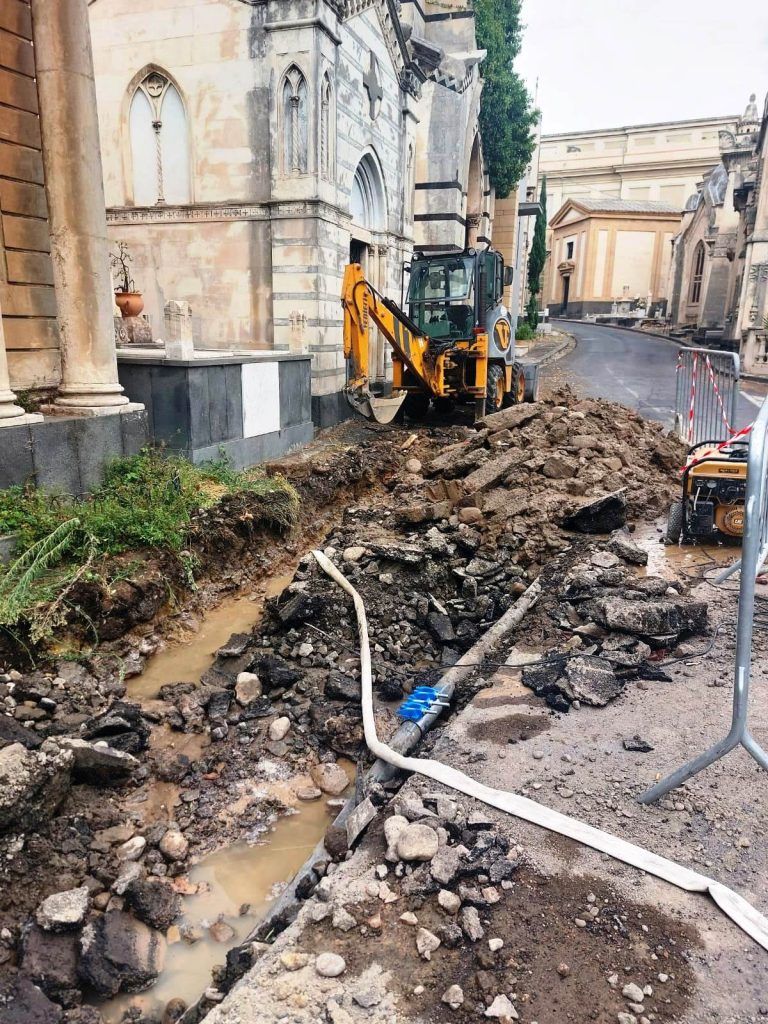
[524,365,540,402]
[401,392,431,420]
[486,364,504,414]
[503,366,526,408]
[666,501,684,543]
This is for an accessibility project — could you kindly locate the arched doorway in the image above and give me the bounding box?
[465,135,482,248]
[349,153,388,383]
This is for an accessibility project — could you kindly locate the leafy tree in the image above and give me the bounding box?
[473,0,538,198]
[527,176,547,327]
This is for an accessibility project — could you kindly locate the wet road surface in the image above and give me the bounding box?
[544,321,768,433]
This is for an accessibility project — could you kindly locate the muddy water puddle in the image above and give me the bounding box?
[98,565,352,1020]
[633,518,738,582]
[98,786,351,1022]
[129,573,294,701]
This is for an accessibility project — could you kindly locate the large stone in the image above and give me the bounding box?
[310,762,349,796]
[268,717,291,742]
[562,656,623,707]
[325,672,361,702]
[78,911,166,996]
[561,492,627,534]
[430,845,463,885]
[485,993,519,1018]
[35,886,89,931]
[159,830,189,862]
[415,927,441,960]
[462,450,520,494]
[235,672,262,704]
[277,592,323,626]
[251,655,302,690]
[315,952,346,978]
[0,976,63,1023]
[542,455,578,479]
[0,743,72,834]
[426,612,455,643]
[57,737,138,784]
[479,403,542,432]
[396,823,439,862]
[0,715,43,750]
[366,542,425,565]
[586,596,708,639]
[459,905,484,941]
[124,879,181,931]
[82,702,150,754]
[607,528,648,566]
[20,923,79,997]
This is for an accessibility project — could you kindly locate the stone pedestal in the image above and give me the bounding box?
[114,316,157,347]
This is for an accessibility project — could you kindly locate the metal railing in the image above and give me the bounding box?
[674,348,740,445]
[640,394,768,803]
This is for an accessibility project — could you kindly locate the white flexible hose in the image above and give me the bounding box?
[312,549,768,952]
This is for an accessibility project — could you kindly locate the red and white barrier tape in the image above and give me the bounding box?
[680,422,753,474]
[677,349,738,449]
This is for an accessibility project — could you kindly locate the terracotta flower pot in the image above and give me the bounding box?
[115,291,144,318]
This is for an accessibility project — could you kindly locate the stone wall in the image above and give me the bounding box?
[0,0,60,390]
[89,0,490,423]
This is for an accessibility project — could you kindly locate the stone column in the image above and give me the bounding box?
[31,0,129,411]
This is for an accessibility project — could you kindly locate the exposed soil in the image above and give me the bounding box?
[301,868,698,1024]
[466,712,551,744]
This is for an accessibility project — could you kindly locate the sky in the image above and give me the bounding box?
[515,0,768,135]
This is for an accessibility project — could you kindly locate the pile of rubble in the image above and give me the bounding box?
[200,785,695,1024]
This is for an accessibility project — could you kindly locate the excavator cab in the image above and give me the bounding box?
[406,254,476,344]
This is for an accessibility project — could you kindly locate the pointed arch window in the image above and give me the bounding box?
[690,242,706,304]
[320,72,334,180]
[282,66,309,174]
[129,70,190,205]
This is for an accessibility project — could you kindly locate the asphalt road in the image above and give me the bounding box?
[544,320,768,434]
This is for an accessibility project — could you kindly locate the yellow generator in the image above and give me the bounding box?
[666,440,748,543]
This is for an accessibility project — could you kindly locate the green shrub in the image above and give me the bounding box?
[0,449,300,636]
[0,449,299,560]
[515,323,535,341]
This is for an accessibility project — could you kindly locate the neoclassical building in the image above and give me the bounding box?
[668,93,768,375]
[88,0,494,424]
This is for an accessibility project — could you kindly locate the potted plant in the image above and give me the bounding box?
[110,241,144,318]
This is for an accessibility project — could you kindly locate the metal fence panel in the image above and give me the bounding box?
[640,395,768,803]
[674,347,740,446]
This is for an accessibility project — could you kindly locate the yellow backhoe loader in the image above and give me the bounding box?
[342,248,537,423]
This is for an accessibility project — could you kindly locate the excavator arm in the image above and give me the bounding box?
[342,263,440,423]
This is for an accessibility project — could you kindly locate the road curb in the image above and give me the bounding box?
[520,333,575,369]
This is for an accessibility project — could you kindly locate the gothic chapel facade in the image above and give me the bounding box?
[88,0,493,424]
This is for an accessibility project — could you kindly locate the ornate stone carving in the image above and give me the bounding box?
[399,66,422,99]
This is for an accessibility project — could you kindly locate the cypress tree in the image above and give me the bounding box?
[527,176,547,328]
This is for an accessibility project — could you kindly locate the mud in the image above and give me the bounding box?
[466,712,550,744]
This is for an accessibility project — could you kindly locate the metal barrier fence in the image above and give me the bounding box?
[674,348,740,445]
[640,394,768,803]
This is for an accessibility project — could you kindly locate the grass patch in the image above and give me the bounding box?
[0,448,299,642]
